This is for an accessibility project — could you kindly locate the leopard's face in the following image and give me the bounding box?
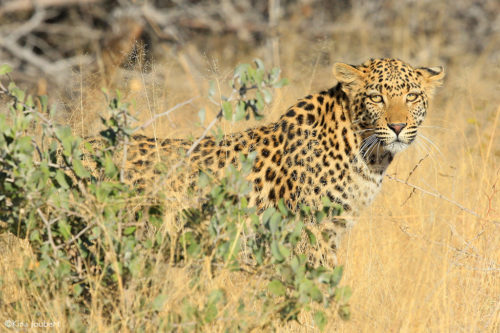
[334,58,444,154]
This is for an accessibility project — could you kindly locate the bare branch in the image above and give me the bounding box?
[386,174,481,219]
[57,223,95,250]
[0,0,102,16]
[133,97,199,133]
[185,110,222,157]
[5,8,47,40]
[0,37,92,79]
[37,208,58,257]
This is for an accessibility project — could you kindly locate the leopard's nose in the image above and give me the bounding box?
[388,123,407,135]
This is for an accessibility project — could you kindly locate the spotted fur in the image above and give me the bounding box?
[121,58,444,251]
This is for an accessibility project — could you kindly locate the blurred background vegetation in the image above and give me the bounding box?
[1,0,498,88]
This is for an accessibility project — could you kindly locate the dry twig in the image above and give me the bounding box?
[386,174,481,218]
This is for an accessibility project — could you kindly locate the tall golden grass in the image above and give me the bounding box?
[1,1,499,331]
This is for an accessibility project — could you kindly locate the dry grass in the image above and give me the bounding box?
[2,1,500,331]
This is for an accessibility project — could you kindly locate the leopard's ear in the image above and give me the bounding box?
[333,63,365,84]
[416,66,445,94]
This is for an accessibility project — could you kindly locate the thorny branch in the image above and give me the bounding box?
[133,97,199,133]
[386,174,482,219]
[400,154,429,206]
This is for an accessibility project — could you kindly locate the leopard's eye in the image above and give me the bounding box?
[406,93,419,102]
[368,95,383,103]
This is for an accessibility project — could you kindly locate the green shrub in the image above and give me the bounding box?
[0,60,350,331]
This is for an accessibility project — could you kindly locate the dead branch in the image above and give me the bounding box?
[133,97,199,133]
[0,0,103,16]
[401,154,429,206]
[386,174,482,219]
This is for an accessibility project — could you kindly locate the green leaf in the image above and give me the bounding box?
[331,266,344,286]
[103,153,118,179]
[128,257,141,277]
[278,244,290,258]
[270,67,280,82]
[222,101,232,121]
[204,290,225,323]
[254,68,264,86]
[55,125,72,141]
[55,261,71,278]
[198,108,206,124]
[305,228,317,245]
[124,226,136,235]
[246,67,256,84]
[49,104,57,118]
[321,196,333,208]
[255,91,264,111]
[10,86,25,103]
[115,89,123,102]
[15,136,33,154]
[298,280,314,302]
[235,101,246,121]
[315,210,326,223]
[262,88,272,104]
[279,266,294,284]
[143,239,153,249]
[204,302,217,323]
[277,198,288,216]
[273,77,289,88]
[314,311,327,331]
[271,240,284,262]
[310,285,323,302]
[55,169,70,189]
[234,63,250,80]
[334,286,352,303]
[198,171,210,188]
[237,298,245,313]
[29,229,41,242]
[73,284,83,296]
[338,304,351,321]
[38,95,48,113]
[208,289,225,304]
[73,159,91,179]
[268,279,286,296]
[58,219,72,240]
[152,294,168,311]
[254,58,265,70]
[0,64,12,75]
[208,81,216,98]
[269,211,281,234]
[25,95,34,108]
[262,206,276,225]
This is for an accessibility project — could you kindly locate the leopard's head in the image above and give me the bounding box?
[333,58,444,154]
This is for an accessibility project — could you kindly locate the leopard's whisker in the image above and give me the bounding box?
[415,138,441,173]
[359,135,378,160]
[353,135,374,162]
[361,138,376,152]
[359,135,375,150]
[375,141,382,162]
[365,139,379,159]
[355,128,375,134]
[418,133,444,158]
[414,139,427,155]
[419,125,449,131]
[362,137,379,160]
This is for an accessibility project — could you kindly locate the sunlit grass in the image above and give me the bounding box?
[1,8,499,331]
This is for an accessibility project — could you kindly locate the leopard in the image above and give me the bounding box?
[118,58,444,253]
